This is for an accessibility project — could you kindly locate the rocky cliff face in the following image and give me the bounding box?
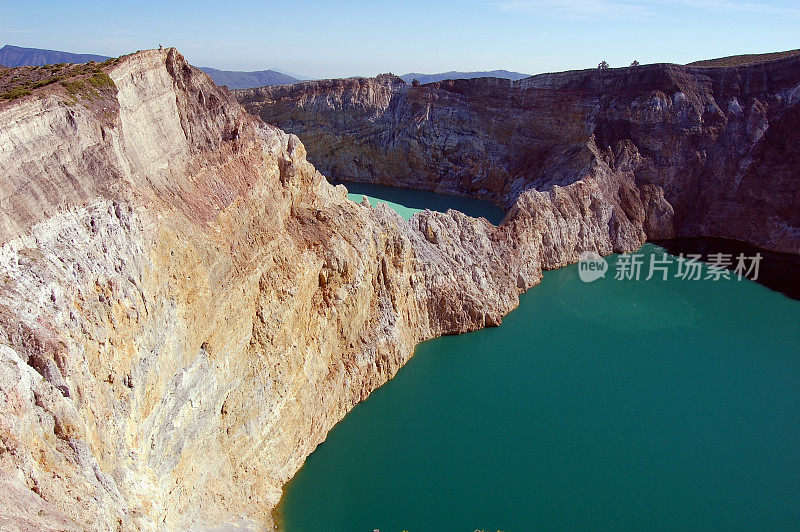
[237,53,800,254]
[0,49,649,530]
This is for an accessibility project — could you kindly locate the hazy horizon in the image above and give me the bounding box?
[2,0,799,79]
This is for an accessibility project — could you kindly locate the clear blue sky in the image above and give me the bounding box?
[2,0,798,78]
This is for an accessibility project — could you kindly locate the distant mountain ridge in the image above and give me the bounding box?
[0,44,303,89]
[272,68,310,81]
[1,45,534,88]
[0,44,109,66]
[400,69,530,84]
[199,67,299,89]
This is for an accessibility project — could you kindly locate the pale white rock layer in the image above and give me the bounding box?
[0,49,648,530]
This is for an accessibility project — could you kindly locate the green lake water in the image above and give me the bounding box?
[340,181,505,224]
[279,188,800,531]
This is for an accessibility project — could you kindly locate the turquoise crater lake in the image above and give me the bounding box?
[338,181,506,224]
[279,186,800,531]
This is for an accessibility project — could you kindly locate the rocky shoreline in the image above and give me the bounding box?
[237,51,800,255]
[0,48,797,530]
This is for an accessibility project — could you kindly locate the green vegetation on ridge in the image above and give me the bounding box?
[0,60,117,102]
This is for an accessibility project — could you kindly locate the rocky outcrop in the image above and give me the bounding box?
[0,49,648,530]
[237,52,800,255]
[4,46,798,530]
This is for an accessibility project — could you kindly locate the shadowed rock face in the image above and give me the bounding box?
[0,49,650,530]
[0,48,796,530]
[236,53,800,254]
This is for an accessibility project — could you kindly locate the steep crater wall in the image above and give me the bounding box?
[0,49,648,530]
[237,54,800,255]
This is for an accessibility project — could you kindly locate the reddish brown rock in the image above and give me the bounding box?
[0,49,627,531]
[238,52,800,254]
[0,48,797,531]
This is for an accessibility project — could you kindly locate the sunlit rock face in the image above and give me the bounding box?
[0,49,652,530]
[238,53,800,255]
[3,46,798,530]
